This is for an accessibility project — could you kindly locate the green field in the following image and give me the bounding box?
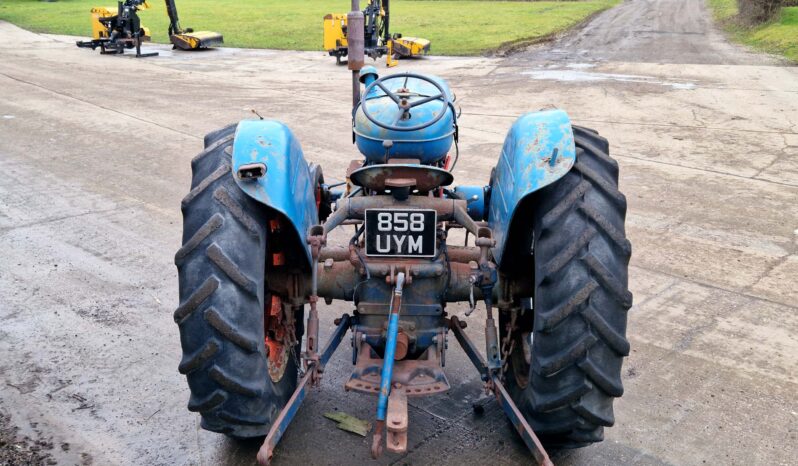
[708,0,798,62]
[0,0,618,55]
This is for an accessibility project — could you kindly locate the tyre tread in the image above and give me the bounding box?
[174,276,220,324]
[174,214,224,266]
[506,126,631,448]
[178,339,220,374]
[204,307,259,353]
[206,243,258,296]
[175,126,299,438]
[213,187,259,237]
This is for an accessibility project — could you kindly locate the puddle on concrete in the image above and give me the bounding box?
[522,64,696,90]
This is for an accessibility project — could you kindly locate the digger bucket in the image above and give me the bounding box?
[170,30,223,50]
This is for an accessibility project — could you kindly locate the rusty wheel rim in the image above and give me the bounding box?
[266,339,289,383]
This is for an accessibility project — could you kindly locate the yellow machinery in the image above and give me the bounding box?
[323,0,430,67]
[88,7,116,40]
[76,0,221,57]
[165,0,223,50]
[392,36,430,57]
[323,13,348,63]
[76,0,157,57]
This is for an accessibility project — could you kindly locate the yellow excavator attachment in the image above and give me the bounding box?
[391,36,430,57]
[170,30,224,50]
[323,7,429,67]
[165,0,223,50]
[89,7,116,40]
[77,1,155,57]
[88,4,153,41]
[323,13,349,54]
[386,40,398,67]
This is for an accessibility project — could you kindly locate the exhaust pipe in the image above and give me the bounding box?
[348,0,365,109]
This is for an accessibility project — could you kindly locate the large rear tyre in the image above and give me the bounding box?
[501,126,632,448]
[174,124,300,437]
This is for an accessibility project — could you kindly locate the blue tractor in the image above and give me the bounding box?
[174,12,631,465]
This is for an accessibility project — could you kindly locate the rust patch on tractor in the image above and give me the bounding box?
[265,286,289,383]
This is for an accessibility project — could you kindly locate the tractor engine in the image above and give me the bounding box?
[328,66,463,396]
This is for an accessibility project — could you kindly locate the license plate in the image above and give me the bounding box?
[365,209,437,258]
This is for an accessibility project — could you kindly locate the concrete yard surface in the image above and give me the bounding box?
[0,0,797,464]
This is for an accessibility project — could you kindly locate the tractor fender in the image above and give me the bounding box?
[231,119,318,267]
[488,109,576,266]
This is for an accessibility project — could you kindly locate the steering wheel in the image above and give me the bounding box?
[361,73,451,132]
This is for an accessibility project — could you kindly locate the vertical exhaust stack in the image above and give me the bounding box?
[348,0,365,109]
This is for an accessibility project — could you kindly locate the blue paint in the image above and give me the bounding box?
[488,110,576,265]
[359,66,378,86]
[376,311,400,421]
[376,275,404,422]
[453,185,488,221]
[353,73,456,164]
[231,119,318,266]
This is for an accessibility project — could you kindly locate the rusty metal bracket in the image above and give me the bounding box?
[345,339,449,396]
[448,316,553,466]
[385,386,408,453]
[257,314,352,466]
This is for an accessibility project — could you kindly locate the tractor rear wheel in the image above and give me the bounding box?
[174,124,301,438]
[501,126,632,448]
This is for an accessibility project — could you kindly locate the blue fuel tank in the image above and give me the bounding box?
[353,68,456,165]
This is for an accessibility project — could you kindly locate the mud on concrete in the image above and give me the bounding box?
[0,407,56,466]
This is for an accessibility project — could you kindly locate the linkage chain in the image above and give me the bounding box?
[284,305,305,379]
[499,311,518,380]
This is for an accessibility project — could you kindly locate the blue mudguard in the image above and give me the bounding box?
[231,119,318,266]
[488,109,577,265]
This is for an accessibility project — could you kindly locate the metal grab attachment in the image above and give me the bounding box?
[257,314,352,466]
[371,272,406,459]
[448,316,554,466]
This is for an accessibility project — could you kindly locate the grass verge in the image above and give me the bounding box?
[708,0,798,62]
[0,0,618,55]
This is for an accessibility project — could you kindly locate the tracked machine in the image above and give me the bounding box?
[324,0,430,66]
[175,2,632,464]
